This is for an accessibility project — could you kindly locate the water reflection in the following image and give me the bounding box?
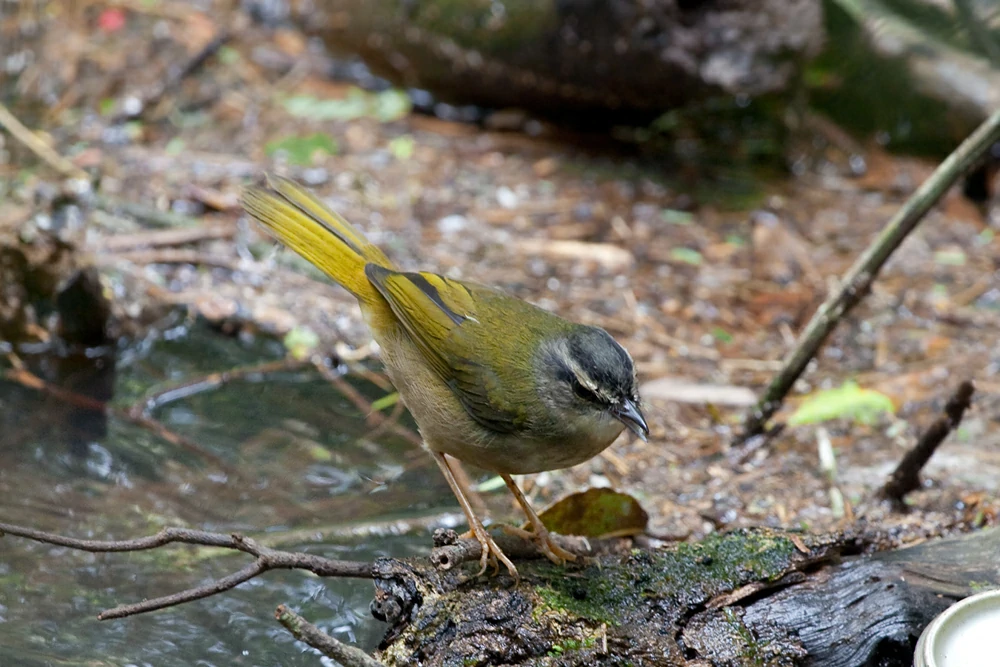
[0,319,451,665]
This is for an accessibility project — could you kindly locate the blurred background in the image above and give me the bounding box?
[1,1,999,664]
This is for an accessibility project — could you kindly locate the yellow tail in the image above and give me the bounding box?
[241,175,393,307]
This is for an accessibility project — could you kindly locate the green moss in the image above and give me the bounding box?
[534,530,798,626]
[721,607,773,666]
[545,635,594,657]
[969,580,997,593]
[535,572,628,626]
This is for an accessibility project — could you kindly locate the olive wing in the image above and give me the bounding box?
[364,265,530,434]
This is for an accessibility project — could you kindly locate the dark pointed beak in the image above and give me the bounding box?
[614,398,649,441]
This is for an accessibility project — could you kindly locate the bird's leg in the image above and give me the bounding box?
[501,474,577,565]
[432,451,519,582]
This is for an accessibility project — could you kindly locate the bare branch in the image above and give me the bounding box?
[131,358,309,418]
[0,102,88,179]
[0,523,243,552]
[100,559,267,620]
[430,528,597,572]
[736,108,1000,444]
[276,604,386,667]
[879,380,976,504]
[2,365,233,471]
[0,522,373,619]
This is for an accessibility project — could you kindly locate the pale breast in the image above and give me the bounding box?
[368,319,625,475]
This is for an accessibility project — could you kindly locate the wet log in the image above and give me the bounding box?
[293,0,823,116]
[369,527,1000,666]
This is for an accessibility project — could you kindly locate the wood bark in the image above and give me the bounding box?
[370,527,1000,666]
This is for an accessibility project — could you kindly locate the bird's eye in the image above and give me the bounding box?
[569,376,601,403]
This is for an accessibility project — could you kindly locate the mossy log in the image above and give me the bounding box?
[294,0,823,116]
[369,527,1000,666]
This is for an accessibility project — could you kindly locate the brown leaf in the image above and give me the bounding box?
[538,488,649,538]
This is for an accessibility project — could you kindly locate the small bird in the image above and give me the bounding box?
[241,175,648,581]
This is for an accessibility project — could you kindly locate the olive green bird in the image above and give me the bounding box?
[241,175,648,581]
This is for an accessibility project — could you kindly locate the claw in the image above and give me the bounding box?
[469,520,518,581]
[500,474,578,566]
[433,453,520,583]
[503,523,577,565]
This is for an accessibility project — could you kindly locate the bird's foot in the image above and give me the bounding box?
[503,524,578,566]
[461,526,520,582]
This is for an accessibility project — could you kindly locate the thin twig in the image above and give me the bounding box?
[275,605,386,667]
[737,108,1000,444]
[0,522,372,619]
[312,358,423,447]
[110,30,231,124]
[93,193,202,229]
[97,225,235,252]
[879,380,975,504]
[2,365,233,471]
[256,512,465,551]
[131,358,308,418]
[98,249,241,269]
[0,102,88,179]
[430,529,595,572]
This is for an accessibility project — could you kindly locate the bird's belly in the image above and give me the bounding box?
[369,320,625,475]
[370,323,486,449]
[474,419,625,474]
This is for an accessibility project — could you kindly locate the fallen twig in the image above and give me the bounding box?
[2,364,233,472]
[879,380,976,504]
[257,512,465,551]
[0,522,372,620]
[736,108,1000,444]
[430,528,596,572]
[93,193,203,229]
[131,357,307,417]
[99,249,241,269]
[276,605,386,667]
[110,28,231,124]
[96,225,235,252]
[0,102,88,179]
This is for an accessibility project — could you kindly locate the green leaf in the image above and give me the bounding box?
[218,45,240,65]
[788,381,895,426]
[281,87,411,123]
[370,391,400,412]
[475,475,508,493]
[388,135,415,160]
[669,247,703,265]
[538,488,649,538]
[711,327,733,344]
[124,121,143,140]
[934,249,966,266]
[265,133,338,166]
[164,137,186,156]
[661,209,693,225]
[306,443,333,462]
[282,326,319,361]
[372,89,411,122]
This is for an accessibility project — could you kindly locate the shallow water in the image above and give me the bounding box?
[0,318,456,666]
